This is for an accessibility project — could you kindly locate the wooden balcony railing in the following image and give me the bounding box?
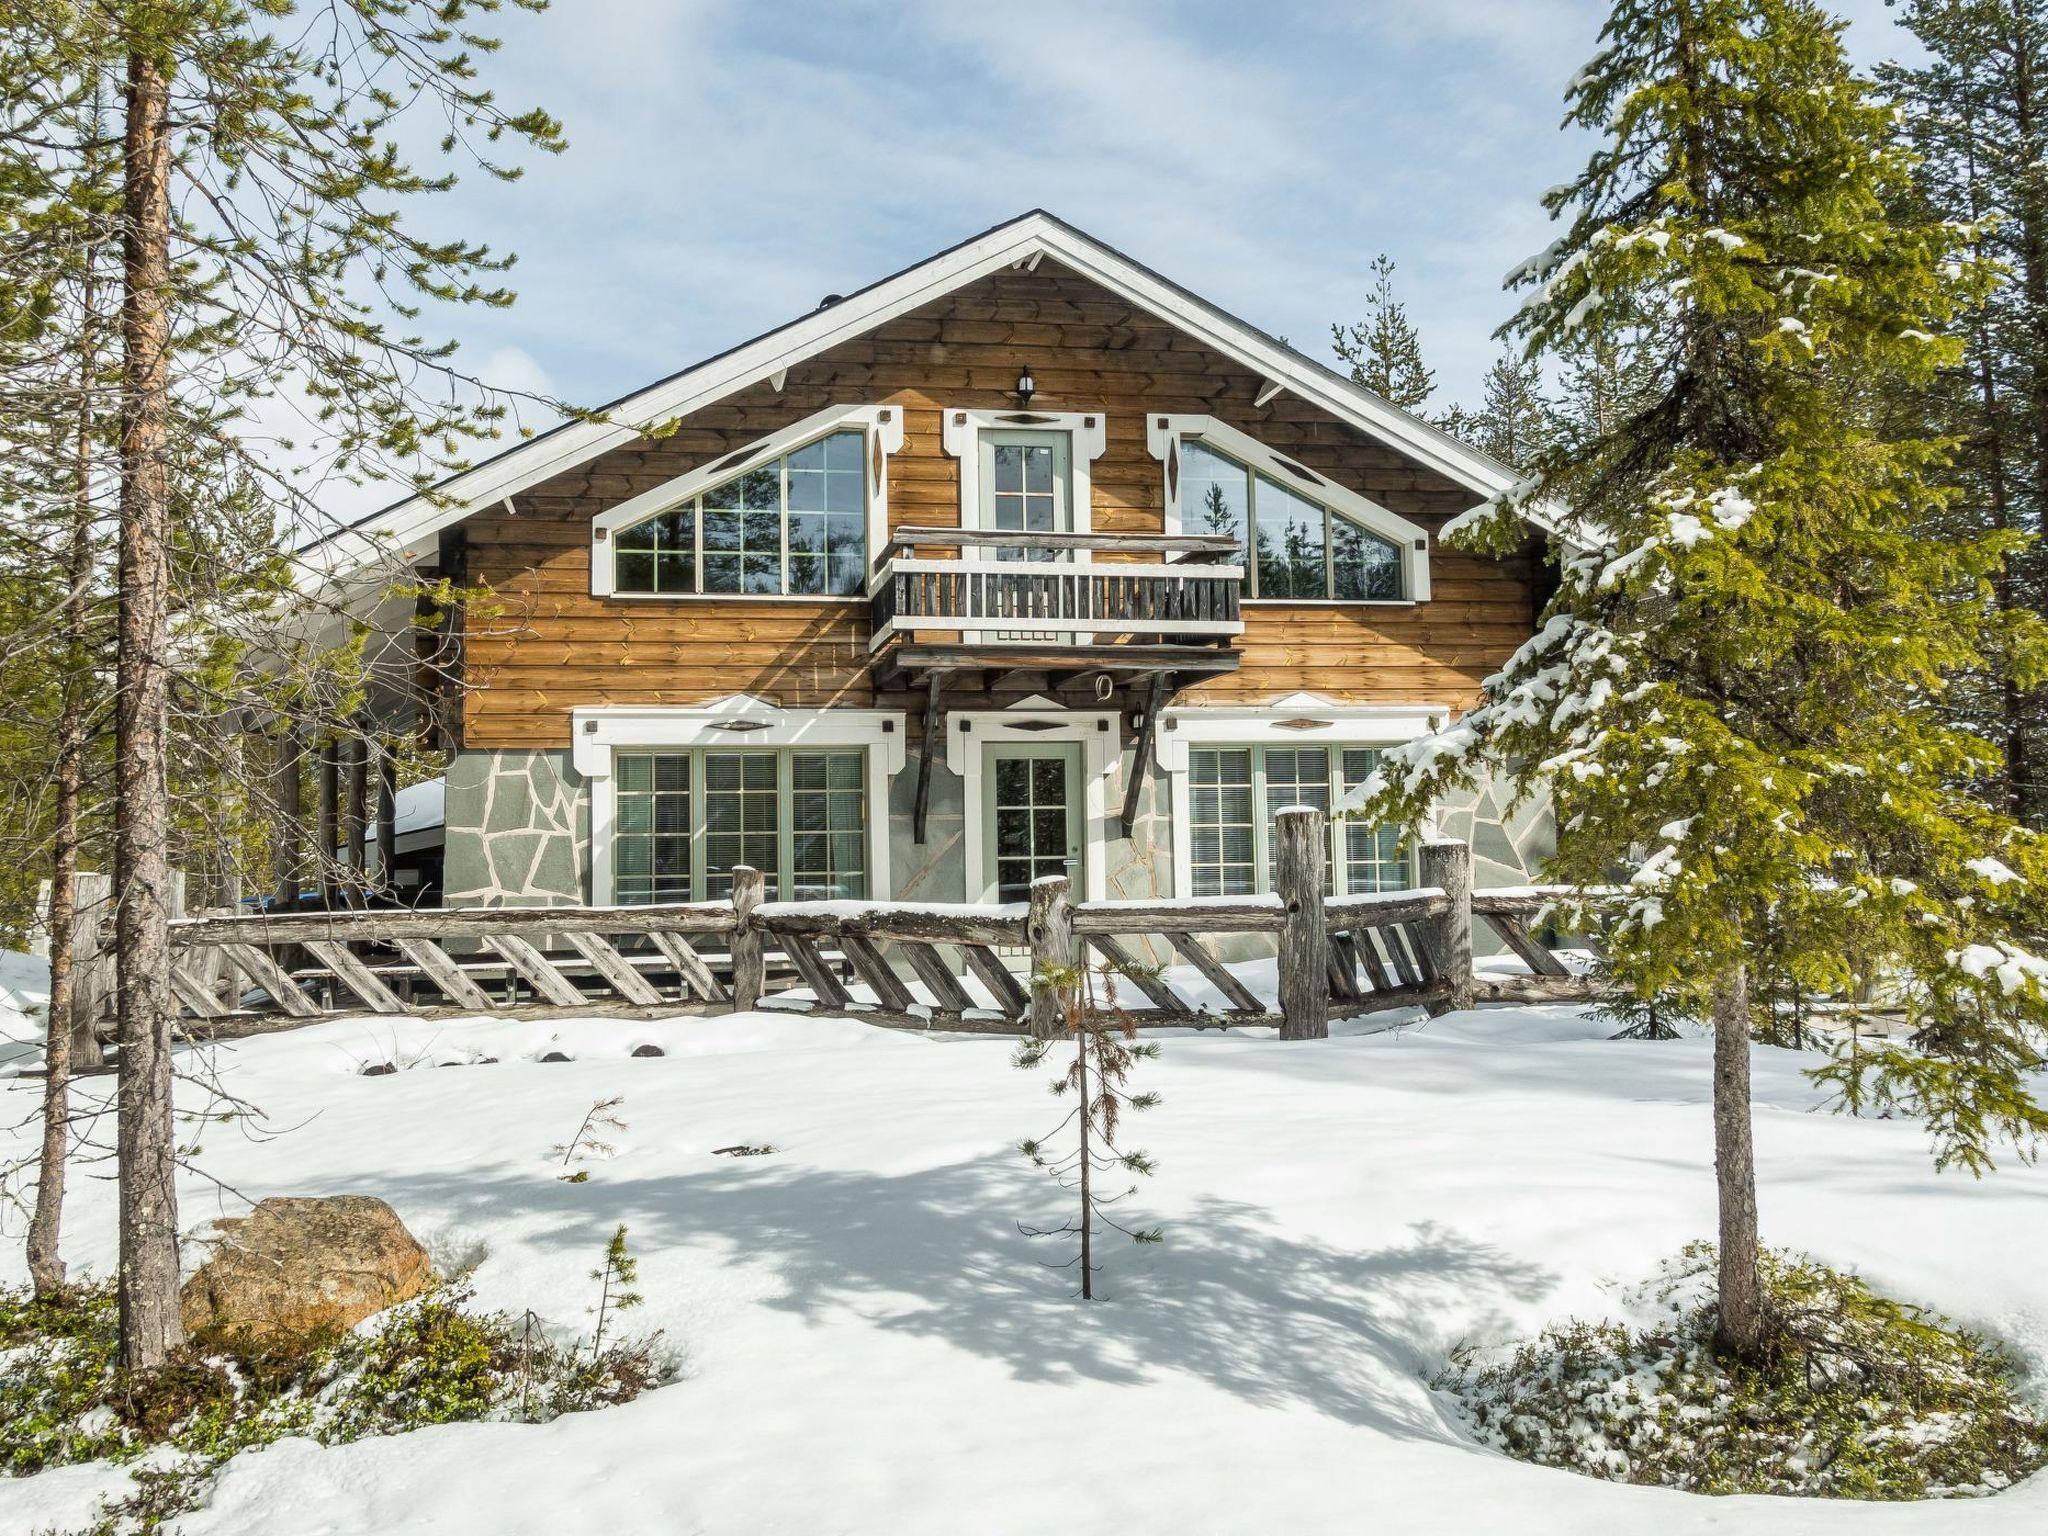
[868,526,1245,652]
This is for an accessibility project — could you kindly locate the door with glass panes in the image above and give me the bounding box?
[980,742,1082,902]
[976,430,1072,642]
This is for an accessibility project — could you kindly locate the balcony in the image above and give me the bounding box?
[867,525,1246,688]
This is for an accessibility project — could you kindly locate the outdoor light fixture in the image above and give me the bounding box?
[1015,366,1035,408]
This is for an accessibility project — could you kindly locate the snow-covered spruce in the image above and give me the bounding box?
[1440,1245,2048,1500]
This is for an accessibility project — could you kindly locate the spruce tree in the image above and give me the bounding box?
[1884,3,2048,823]
[1331,253,1437,410]
[1351,0,2048,1363]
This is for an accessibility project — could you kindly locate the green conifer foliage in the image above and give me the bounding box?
[1351,0,2048,1350]
[1331,253,1437,410]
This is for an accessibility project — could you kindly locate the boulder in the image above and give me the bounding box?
[181,1195,433,1339]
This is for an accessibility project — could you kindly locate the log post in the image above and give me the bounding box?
[59,871,114,1070]
[1027,873,1077,1041]
[1274,806,1329,1040]
[318,735,341,909]
[344,730,369,903]
[376,739,399,899]
[271,724,302,912]
[1420,838,1474,1013]
[729,865,766,1012]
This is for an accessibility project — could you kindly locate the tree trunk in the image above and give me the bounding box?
[114,40,183,1372]
[28,202,106,1297]
[1710,957,1765,1361]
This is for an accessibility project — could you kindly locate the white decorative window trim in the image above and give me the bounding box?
[939,408,1109,550]
[1157,693,1448,899]
[1145,414,1432,601]
[946,698,1119,903]
[588,404,906,598]
[575,696,907,903]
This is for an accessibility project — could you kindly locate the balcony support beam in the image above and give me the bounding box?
[912,672,942,845]
[1121,672,1171,839]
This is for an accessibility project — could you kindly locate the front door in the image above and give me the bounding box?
[981,741,1083,903]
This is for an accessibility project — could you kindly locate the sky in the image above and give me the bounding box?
[374,0,1927,475]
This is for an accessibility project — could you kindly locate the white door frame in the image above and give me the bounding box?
[947,701,1119,903]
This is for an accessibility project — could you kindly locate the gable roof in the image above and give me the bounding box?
[298,209,1522,584]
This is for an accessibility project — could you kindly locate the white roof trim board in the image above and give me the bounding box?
[298,210,1523,587]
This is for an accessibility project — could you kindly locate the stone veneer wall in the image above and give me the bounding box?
[1437,771,1554,887]
[434,746,1550,917]
[442,749,590,907]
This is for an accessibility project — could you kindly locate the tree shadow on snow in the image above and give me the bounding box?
[372,1153,1550,1440]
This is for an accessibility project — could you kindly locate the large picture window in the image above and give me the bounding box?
[1179,440,1403,601]
[614,430,867,597]
[1186,744,1410,897]
[613,748,868,902]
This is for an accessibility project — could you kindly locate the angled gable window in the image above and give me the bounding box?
[1150,415,1429,603]
[1179,439,1401,601]
[615,430,866,597]
[592,404,904,600]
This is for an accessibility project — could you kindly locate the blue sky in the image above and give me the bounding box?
[417,0,1922,442]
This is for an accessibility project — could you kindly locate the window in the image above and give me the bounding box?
[614,430,866,597]
[1178,440,1403,601]
[613,748,867,902]
[984,434,1069,556]
[1185,744,1411,897]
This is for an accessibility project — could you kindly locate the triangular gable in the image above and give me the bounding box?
[300,210,1524,586]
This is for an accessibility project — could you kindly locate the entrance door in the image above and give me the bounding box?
[981,741,1082,903]
[977,430,1072,642]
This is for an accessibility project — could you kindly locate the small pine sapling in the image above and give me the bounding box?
[589,1225,643,1363]
[1015,963,1162,1300]
[1589,958,1699,1040]
[551,1095,627,1182]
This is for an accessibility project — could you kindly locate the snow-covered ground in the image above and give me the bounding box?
[2,959,2046,1534]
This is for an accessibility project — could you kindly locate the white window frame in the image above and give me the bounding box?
[1145,414,1431,602]
[946,697,1119,904]
[589,404,906,599]
[1158,695,1447,898]
[575,696,907,903]
[940,409,1108,551]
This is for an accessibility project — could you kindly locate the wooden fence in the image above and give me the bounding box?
[120,810,1590,1042]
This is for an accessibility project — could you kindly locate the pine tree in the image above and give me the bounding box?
[1331,253,1437,410]
[1456,346,1559,468]
[3,0,567,1372]
[1351,0,2048,1363]
[1016,966,1162,1299]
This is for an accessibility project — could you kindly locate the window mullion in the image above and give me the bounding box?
[689,752,706,902]
[776,750,793,902]
[1251,747,1270,896]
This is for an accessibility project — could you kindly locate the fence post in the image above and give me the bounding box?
[1420,838,1474,1013]
[729,865,765,1012]
[68,871,113,1070]
[1027,873,1076,1041]
[1274,807,1329,1040]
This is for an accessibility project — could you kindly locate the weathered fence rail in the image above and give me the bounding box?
[141,811,1595,1042]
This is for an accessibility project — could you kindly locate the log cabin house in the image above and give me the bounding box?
[298,211,1555,921]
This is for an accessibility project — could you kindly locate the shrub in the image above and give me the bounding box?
[0,1276,677,1535]
[1440,1244,2048,1500]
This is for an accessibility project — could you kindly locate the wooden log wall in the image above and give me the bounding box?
[458,261,1543,748]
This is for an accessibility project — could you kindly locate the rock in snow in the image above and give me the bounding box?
[180,1195,433,1339]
